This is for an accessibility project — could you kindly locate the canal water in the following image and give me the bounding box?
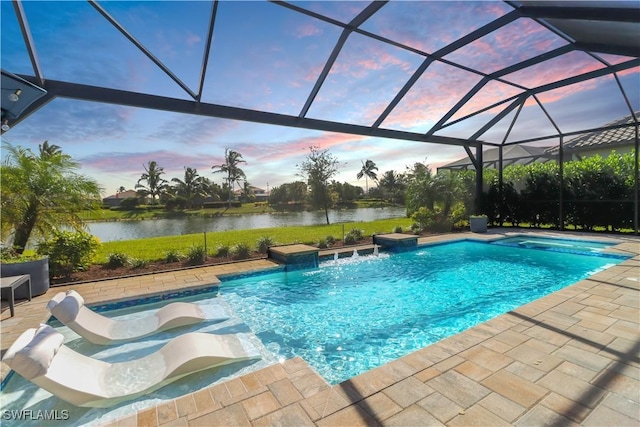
[87,207,407,242]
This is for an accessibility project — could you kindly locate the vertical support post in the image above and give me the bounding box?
[498,146,504,226]
[475,145,484,215]
[635,124,639,235]
[203,231,207,255]
[558,136,564,231]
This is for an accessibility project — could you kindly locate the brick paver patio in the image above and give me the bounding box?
[1,230,638,426]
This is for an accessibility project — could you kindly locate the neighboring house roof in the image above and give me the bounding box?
[438,144,552,171]
[103,190,138,200]
[545,111,639,156]
[440,111,638,171]
[234,186,266,195]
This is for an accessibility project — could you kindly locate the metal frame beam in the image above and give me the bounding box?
[373,10,521,128]
[427,44,575,136]
[197,0,218,101]
[13,0,44,85]
[298,1,387,118]
[32,78,479,148]
[517,5,640,23]
[88,0,197,100]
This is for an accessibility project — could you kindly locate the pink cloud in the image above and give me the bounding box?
[445,18,566,74]
[328,34,416,80]
[233,132,370,165]
[617,66,639,77]
[294,23,322,39]
[502,51,605,89]
[365,1,511,55]
[82,150,215,178]
[535,75,612,104]
[451,81,523,121]
[382,61,483,130]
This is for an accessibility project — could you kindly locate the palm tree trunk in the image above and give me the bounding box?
[13,202,39,254]
[228,172,232,208]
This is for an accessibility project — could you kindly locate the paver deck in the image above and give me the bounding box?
[1,230,638,426]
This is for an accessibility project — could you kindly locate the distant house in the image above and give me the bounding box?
[102,190,139,207]
[438,144,553,172]
[544,111,638,161]
[234,186,269,202]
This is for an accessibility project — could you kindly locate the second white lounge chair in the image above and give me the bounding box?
[3,324,260,408]
[47,290,212,345]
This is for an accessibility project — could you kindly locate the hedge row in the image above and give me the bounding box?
[484,151,637,231]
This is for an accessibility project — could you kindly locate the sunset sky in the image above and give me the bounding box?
[1,1,638,196]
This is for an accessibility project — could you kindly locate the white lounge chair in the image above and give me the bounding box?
[47,290,211,345]
[2,324,260,408]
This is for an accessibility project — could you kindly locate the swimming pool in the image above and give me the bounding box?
[219,240,624,384]
[0,238,627,425]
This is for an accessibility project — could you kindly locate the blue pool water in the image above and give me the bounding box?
[1,239,627,425]
[219,240,623,384]
[491,235,616,255]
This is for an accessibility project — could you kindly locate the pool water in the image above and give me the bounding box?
[491,235,616,255]
[0,297,277,426]
[219,240,623,384]
[0,239,626,425]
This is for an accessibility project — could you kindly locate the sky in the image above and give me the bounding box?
[1,0,638,197]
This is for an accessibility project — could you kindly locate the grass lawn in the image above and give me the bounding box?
[96,217,413,262]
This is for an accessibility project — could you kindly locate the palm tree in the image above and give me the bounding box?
[357,159,378,194]
[211,148,246,207]
[171,167,206,208]
[38,141,63,159]
[135,161,169,204]
[1,142,102,254]
[379,170,405,203]
[241,181,255,202]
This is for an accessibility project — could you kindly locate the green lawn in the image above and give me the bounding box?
[96,217,413,263]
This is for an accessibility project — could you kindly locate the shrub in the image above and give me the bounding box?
[232,242,252,260]
[393,225,403,233]
[186,245,206,265]
[164,249,182,263]
[343,228,364,245]
[165,196,188,211]
[325,235,336,245]
[130,258,149,269]
[215,244,230,258]
[317,238,328,249]
[256,236,275,254]
[119,197,140,210]
[106,252,129,268]
[37,230,100,277]
[343,233,357,245]
[411,206,452,232]
[347,228,363,241]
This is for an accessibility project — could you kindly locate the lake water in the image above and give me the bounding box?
[87,207,407,242]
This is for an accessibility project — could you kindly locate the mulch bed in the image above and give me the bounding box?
[51,237,380,286]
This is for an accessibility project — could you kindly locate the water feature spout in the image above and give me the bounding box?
[334,252,339,261]
[373,245,379,256]
[352,249,359,258]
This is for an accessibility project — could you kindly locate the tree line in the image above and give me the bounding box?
[3,140,635,256]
